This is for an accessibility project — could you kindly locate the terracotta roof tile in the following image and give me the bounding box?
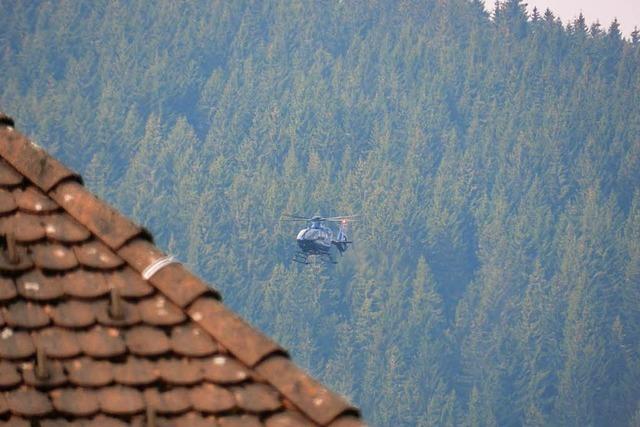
[188,297,284,368]
[157,358,203,386]
[5,387,53,416]
[33,327,81,359]
[13,186,59,213]
[0,244,34,272]
[113,356,158,386]
[50,300,95,328]
[49,180,142,249]
[0,123,363,426]
[74,240,124,269]
[189,383,236,414]
[124,325,170,356]
[170,323,218,357]
[265,411,317,427]
[13,212,46,242]
[50,388,100,417]
[218,415,263,427]
[16,270,65,301]
[97,386,145,415]
[256,355,355,425]
[0,129,78,192]
[233,383,283,413]
[103,267,154,298]
[118,239,213,306]
[66,357,113,387]
[143,388,191,415]
[171,412,220,427]
[94,298,141,327]
[62,269,110,299]
[42,212,91,243]
[78,326,126,358]
[2,301,49,329]
[138,294,187,326]
[0,158,23,186]
[0,329,35,359]
[0,361,21,388]
[0,277,17,301]
[0,188,17,214]
[22,359,67,388]
[31,243,79,271]
[201,355,250,385]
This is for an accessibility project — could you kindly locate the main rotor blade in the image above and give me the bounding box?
[282,214,312,220]
[280,218,310,221]
[324,215,359,221]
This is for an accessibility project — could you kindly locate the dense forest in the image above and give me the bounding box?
[2,1,640,425]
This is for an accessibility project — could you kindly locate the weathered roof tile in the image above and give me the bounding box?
[143,388,191,415]
[233,383,282,413]
[0,188,17,214]
[171,323,218,357]
[188,298,284,368]
[66,357,113,387]
[124,325,170,356]
[255,355,356,426]
[0,329,35,359]
[103,267,154,298]
[74,240,124,269]
[138,295,187,326]
[98,386,145,416]
[33,327,81,359]
[49,180,142,249]
[5,387,53,417]
[12,212,46,242]
[189,383,236,414]
[265,411,316,427]
[0,129,78,192]
[31,243,78,271]
[16,270,64,301]
[0,158,23,186]
[22,359,67,388]
[51,388,100,417]
[2,301,49,329]
[50,300,95,328]
[13,186,58,213]
[78,326,126,358]
[0,361,21,388]
[62,269,110,299]
[201,355,250,385]
[94,299,141,327]
[218,415,263,427]
[113,356,158,386]
[42,212,91,243]
[157,358,203,386]
[0,277,17,302]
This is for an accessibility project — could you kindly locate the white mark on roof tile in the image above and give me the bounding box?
[24,282,40,292]
[63,194,74,202]
[99,254,111,263]
[107,328,119,337]
[45,225,56,234]
[236,371,247,380]
[155,297,165,308]
[34,203,43,211]
[1,328,13,339]
[87,247,97,255]
[22,362,33,370]
[191,312,203,321]
[313,397,324,406]
[54,248,66,257]
[213,356,227,366]
[193,328,201,336]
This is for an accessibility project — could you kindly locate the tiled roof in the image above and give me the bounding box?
[0,113,364,427]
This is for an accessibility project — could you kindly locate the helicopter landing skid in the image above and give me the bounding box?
[292,251,337,265]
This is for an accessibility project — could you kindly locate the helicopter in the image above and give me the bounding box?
[281,214,358,264]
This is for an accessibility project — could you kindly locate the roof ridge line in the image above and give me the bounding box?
[0,126,363,426]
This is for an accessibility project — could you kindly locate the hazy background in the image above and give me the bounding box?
[493,0,640,36]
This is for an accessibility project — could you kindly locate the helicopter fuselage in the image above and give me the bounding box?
[296,221,333,255]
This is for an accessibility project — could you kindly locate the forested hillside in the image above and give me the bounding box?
[2,1,640,425]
